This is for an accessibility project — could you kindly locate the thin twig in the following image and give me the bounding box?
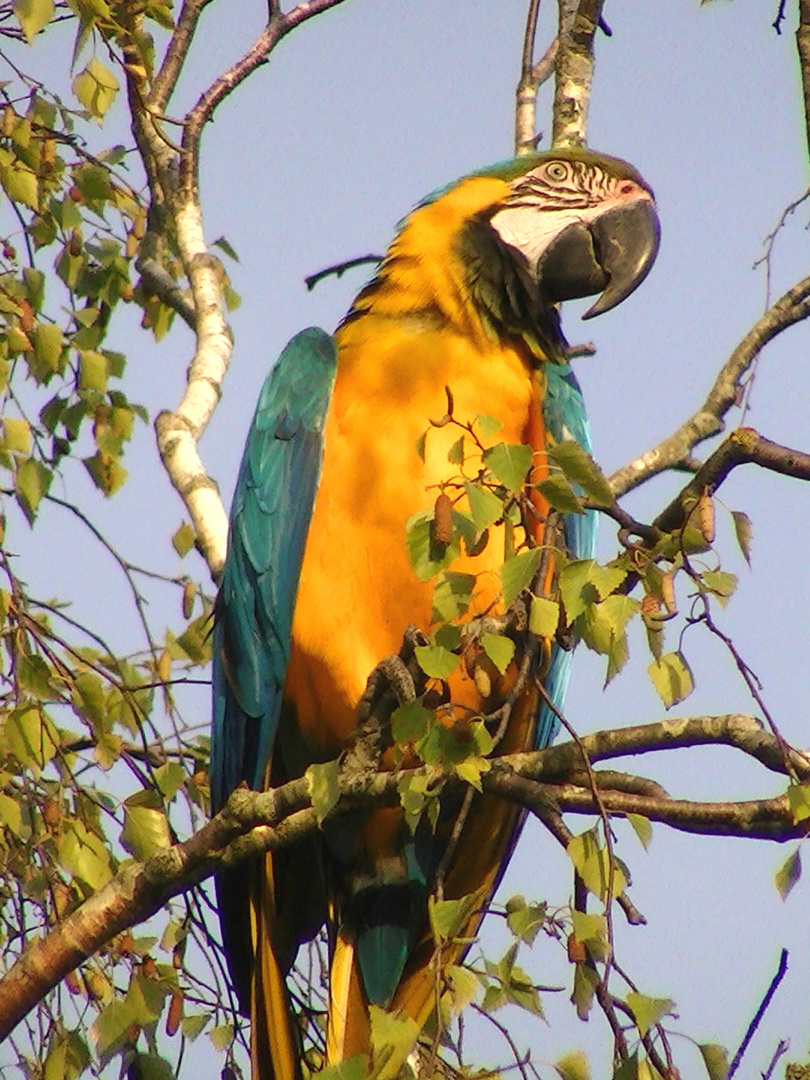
[728,949,789,1080]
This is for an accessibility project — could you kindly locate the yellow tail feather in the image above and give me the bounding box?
[250,854,301,1080]
[326,926,371,1069]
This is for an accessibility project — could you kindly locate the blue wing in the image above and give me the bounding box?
[210,328,338,815]
[535,360,597,747]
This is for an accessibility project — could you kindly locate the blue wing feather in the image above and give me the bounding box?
[210,327,338,812]
[536,360,597,748]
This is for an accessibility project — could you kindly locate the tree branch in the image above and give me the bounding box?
[1,713,806,1042]
[551,0,604,149]
[609,275,810,496]
[515,0,558,155]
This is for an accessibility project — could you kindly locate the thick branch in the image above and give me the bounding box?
[1,713,807,1041]
[551,0,604,148]
[609,275,810,496]
[797,0,810,162]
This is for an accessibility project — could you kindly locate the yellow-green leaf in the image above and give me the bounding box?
[464,479,503,532]
[14,0,54,41]
[788,782,810,823]
[3,162,39,208]
[529,594,559,637]
[33,322,64,372]
[58,819,113,890]
[501,547,542,608]
[549,440,613,506]
[121,789,171,860]
[172,522,195,557]
[483,441,533,493]
[648,651,694,709]
[567,828,627,902]
[775,848,801,900]
[415,643,458,680]
[626,813,653,850]
[2,416,30,455]
[480,631,515,674]
[698,1043,729,1080]
[306,759,340,823]
[555,1050,591,1080]
[73,57,119,121]
[79,349,108,392]
[731,510,752,566]
[626,991,675,1037]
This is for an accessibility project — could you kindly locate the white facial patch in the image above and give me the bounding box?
[489,202,604,273]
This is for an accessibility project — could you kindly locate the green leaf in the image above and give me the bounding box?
[447,434,465,465]
[445,964,480,1014]
[83,451,127,496]
[529,594,559,638]
[549,440,613,505]
[559,560,598,622]
[501,547,542,608]
[391,699,434,744]
[483,441,533,493]
[625,991,675,1037]
[731,510,752,566]
[18,652,54,698]
[775,848,801,900]
[788,782,810,823]
[405,510,459,581]
[432,571,475,621]
[567,828,626,901]
[212,235,240,262]
[536,473,583,513]
[121,789,171,860]
[14,0,54,41]
[6,705,58,770]
[505,895,546,944]
[33,322,64,373]
[92,999,133,1057]
[172,522,195,557]
[2,416,30,455]
[207,1022,234,1051]
[311,1055,369,1080]
[154,761,186,801]
[0,792,24,837]
[455,756,491,790]
[702,569,737,607]
[180,1012,211,1041]
[476,413,503,440]
[429,892,478,943]
[73,670,107,725]
[480,631,515,675]
[648,651,694,709]
[306,759,340,823]
[555,1050,591,1080]
[58,819,113,890]
[415,643,458,680]
[464,479,504,532]
[79,350,108,392]
[127,1055,173,1080]
[72,57,119,121]
[626,813,653,850]
[15,456,51,521]
[570,910,609,961]
[698,1044,729,1080]
[3,162,39,208]
[368,1006,419,1074]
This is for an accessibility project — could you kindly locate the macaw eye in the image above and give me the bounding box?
[545,161,569,181]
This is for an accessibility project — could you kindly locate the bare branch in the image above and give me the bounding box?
[609,274,810,496]
[797,0,810,159]
[180,0,351,199]
[515,0,558,155]
[728,949,789,1080]
[654,427,810,534]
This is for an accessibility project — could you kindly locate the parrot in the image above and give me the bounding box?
[210,147,659,1080]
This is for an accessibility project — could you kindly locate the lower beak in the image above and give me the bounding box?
[536,197,660,319]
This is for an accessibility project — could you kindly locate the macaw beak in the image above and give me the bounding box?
[536,196,660,319]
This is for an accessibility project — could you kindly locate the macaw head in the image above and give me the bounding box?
[481,150,660,319]
[482,148,660,319]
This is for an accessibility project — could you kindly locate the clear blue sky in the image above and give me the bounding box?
[9,1,810,1075]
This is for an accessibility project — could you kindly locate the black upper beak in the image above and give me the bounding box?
[535,197,660,319]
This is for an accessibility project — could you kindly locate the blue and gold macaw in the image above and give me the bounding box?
[211,148,659,1080]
